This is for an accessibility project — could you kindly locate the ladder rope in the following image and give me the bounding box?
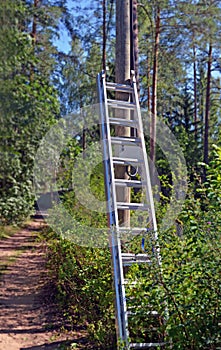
[126,165,138,177]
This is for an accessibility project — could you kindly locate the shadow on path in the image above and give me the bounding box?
[20,337,88,349]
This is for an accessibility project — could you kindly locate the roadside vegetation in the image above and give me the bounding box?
[42,145,221,349]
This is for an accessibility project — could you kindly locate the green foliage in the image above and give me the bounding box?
[160,145,221,348]
[0,0,59,223]
[46,233,116,349]
[198,145,221,212]
[160,229,221,349]
[45,222,221,349]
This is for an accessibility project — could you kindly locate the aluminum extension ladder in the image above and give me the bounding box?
[97,71,165,349]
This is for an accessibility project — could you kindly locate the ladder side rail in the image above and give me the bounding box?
[97,73,115,224]
[131,72,164,274]
[131,72,169,344]
[131,73,159,241]
[97,72,129,344]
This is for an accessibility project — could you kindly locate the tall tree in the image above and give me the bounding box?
[175,0,221,171]
[150,5,160,164]
[132,0,139,92]
[204,42,212,167]
[192,32,198,140]
[102,0,107,70]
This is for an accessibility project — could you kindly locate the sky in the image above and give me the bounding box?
[54,26,70,53]
[53,0,89,53]
[53,0,72,53]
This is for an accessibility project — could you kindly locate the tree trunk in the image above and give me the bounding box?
[115,0,131,226]
[150,6,160,165]
[193,44,198,140]
[131,0,139,95]
[203,43,212,177]
[31,0,38,44]
[147,55,151,111]
[30,0,39,81]
[102,0,106,71]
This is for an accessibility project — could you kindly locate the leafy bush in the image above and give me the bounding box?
[160,228,221,349]
[46,223,221,349]
[46,233,116,349]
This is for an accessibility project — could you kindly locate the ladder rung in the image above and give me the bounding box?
[122,253,151,266]
[107,99,136,109]
[106,82,133,93]
[114,179,144,188]
[111,136,141,145]
[130,342,165,348]
[123,279,138,285]
[117,202,149,211]
[127,309,159,316]
[113,157,143,165]
[119,227,147,236]
[109,117,137,128]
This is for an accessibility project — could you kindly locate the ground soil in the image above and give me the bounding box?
[0,216,88,350]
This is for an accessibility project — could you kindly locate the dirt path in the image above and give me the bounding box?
[0,216,88,350]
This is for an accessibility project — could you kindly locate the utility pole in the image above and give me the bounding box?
[115,0,131,227]
[116,0,130,84]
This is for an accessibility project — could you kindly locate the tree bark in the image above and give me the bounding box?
[102,0,106,71]
[115,0,131,226]
[150,6,160,165]
[132,0,139,95]
[203,43,212,176]
[30,0,39,81]
[193,43,198,140]
[147,55,151,111]
[31,0,38,44]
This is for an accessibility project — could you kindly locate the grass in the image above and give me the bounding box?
[0,220,36,277]
[0,249,26,276]
[0,225,19,240]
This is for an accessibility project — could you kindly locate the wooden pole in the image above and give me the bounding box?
[115,0,131,226]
